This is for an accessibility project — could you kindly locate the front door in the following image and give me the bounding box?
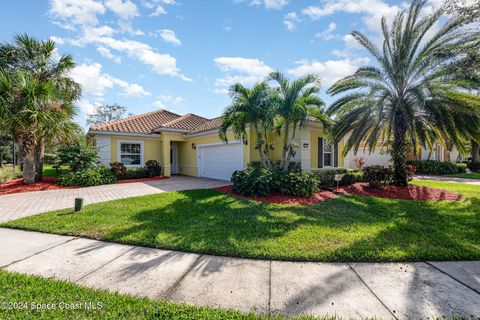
[170,142,178,174]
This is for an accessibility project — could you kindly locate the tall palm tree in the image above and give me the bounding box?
[0,34,81,182]
[327,0,480,185]
[268,71,327,171]
[219,82,275,168]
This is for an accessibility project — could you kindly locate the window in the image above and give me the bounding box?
[120,143,142,166]
[324,142,332,167]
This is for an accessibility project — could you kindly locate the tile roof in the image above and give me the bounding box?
[154,113,209,132]
[186,117,223,135]
[90,109,181,134]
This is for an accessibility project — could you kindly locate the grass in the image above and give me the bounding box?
[449,172,480,180]
[0,269,318,320]
[2,180,480,262]
[0,164,22,181]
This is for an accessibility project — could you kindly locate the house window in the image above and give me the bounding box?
[324,142,332,167]
[120,143,142,166]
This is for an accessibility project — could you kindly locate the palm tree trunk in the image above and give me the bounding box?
[284,125,297,171]
[0,153,3,168]
[281,125,290,171]
[253,125,267,168]
[391,110,408,186]
[23,149,36,184]
[34,138,44,182]
[472,139,479,162]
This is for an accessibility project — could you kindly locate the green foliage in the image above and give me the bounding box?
[125,167,149,179]
[110,161,127,179]
[86,103,132,127]
[312,168,363,188]
[145,159,161,177]
[275,171,318,197]
[58,165,116,187]
[362,165,393,188]
[467,161,480,172]
[407,160,466,175]
[57,141,98,171]
[43,153,59,164]
[231,166,272,197]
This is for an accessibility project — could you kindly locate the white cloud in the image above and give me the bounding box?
[150,5,167,16]
[287,57,370,87]
[236,0,289,10]
[283,12,299,31]
[315,22,337,40]
[332,34,365,58]
[213,57,274,94]
[97,46,122,63]
[71,62,151,98]
[146,0,177,16]
[153,95,185,108]
[159,29,182,46]
[104,0,139,20]
[49,0,105,29]
[76,99,97,115]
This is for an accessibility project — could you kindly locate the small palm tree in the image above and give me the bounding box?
[268,71,328,171]
[219,82,275,168]
[327,0,480,185]
[0,34,81,182]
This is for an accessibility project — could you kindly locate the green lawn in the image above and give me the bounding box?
[0,270,315,320]
[2,180,479,262]
[449,172,480,180]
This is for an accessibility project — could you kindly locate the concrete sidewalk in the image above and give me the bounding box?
[0,176,229,223]
[1,228,479,319]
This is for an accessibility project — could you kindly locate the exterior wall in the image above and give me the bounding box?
[310,127,344,169]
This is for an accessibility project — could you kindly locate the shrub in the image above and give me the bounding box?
[231,166,272,197]
[43,153,59,164]
[110,162,127,179]
[406,160,466,175]
[353,156,365,169]
[312,168,363,188]
[125,168,149,180]
[58,165,117,187]
[58,142,98,171]
[145,160,161,177]
[362,165,393,188]
[467,161,480,172]
[276,171,318,197]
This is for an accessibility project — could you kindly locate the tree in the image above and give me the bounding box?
[0,35,80,183]
[443,0,480,22]
[219,82,275,168]
[268,72,328,171]
[0,134,12,167]
[87,103,131,127]
[327,0,480,185]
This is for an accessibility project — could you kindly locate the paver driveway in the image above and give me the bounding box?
[0,176,229,223]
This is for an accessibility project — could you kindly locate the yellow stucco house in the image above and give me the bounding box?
[89,109,345,180]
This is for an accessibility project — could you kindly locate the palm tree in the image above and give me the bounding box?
[219,82,275,168]
[327,0,480,185]
[0,34,81,182]
[268,71,327,171]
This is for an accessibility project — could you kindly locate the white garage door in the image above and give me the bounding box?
[345,148,392,168]
[198,143,244,180]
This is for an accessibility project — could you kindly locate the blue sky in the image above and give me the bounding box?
[0,0,444,127]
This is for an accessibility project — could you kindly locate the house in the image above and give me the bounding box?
[88,109,346,180]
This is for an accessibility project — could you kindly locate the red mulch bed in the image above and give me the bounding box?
[214,183,463,206]
[0,178,77,195]
[116,176,169,184]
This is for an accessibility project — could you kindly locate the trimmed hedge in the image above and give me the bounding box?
[407,160,467,175]
[58,165,117,187]
[231,166,272,197]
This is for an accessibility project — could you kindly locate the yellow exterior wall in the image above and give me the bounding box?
[109,135,162,165]
[310,127,345,168]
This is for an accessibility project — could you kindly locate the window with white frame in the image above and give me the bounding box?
[323,142,332,167]
[119,142,142,166]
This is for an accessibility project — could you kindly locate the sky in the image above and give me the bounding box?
[0,0,446,127]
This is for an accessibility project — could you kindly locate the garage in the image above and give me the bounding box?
[197,143,244,180]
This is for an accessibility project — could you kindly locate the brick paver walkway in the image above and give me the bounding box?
[0,176,229,223]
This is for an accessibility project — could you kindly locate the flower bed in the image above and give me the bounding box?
[0,178,78,195]
[215,182,463,205]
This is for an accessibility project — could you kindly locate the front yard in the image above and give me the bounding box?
[449,173,480,180]
[3,180,479,262]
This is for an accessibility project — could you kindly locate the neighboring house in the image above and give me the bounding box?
[88,109,345,180]
[344,142,465,169]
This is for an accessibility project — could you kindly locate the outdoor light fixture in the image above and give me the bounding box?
[242,138,248,145]
[191,143,196,150]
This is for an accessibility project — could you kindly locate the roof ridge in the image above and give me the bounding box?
[157,113,210,129]
[91,109,181,130]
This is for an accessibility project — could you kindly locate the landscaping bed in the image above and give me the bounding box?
[0,178,78,195]
[215,182,462,205]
